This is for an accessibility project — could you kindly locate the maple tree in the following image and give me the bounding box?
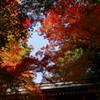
[0,0,100,97]
[0,0,30,67]
[0,0,56,95]
[0,0,41,95]
[40,0,100,83]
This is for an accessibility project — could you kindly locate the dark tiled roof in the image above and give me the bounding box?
[40,82,100,95]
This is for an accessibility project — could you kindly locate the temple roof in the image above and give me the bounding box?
[40,82,100,95]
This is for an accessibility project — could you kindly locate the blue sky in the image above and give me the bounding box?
[28,22,49,56]
[28,32,48,56]
[28,26,48,83]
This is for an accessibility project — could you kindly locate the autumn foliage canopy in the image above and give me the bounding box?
[0,0,100,95]
[40,0,100,82]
